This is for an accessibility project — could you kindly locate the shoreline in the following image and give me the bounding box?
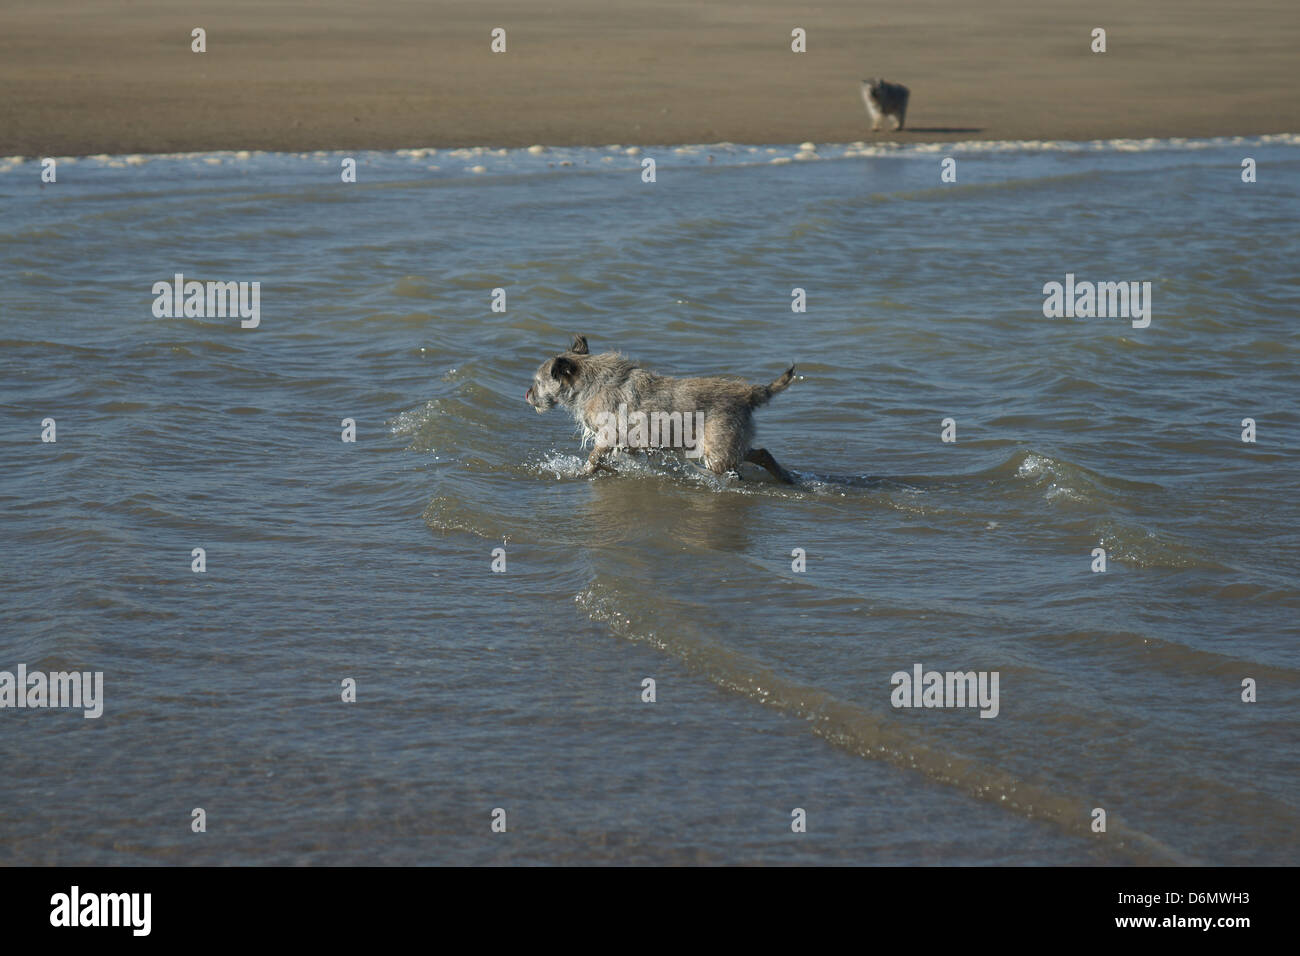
[3,0,1298,159]
[5,132,1298,166]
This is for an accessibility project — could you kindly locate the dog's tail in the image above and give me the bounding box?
[749,364,796,408]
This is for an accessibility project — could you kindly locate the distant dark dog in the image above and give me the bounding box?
[860,77,910,131]
[525,335,797,482]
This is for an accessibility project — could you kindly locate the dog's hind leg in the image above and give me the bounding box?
[745,448,794,484]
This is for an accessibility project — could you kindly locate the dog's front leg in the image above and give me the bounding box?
[583,444,617,476]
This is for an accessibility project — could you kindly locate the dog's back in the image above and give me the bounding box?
[582,362,791,421]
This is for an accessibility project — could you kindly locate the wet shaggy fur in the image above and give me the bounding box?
[525,335,797,482]
[860,77,910,131]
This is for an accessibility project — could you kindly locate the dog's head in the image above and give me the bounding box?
[525,334,589,413]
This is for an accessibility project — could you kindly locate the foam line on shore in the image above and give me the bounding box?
[4,133,1298,176]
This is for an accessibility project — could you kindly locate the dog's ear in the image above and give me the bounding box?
[569,334,589,355]
[551,355,578,381]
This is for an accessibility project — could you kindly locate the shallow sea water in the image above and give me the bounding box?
[1,136,1297,864]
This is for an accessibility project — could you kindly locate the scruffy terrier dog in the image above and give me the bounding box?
[860,77,910,131]
[525,335,797,483]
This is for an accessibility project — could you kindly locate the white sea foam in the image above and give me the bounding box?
[2,133,1295,178]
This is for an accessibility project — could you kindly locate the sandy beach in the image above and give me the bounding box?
[2,0,1297,156]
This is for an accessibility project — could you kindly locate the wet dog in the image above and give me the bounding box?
[525,335,797,482]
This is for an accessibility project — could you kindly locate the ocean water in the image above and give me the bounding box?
[1,136,1297,865]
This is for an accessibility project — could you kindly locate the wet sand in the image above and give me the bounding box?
[2,0,1297,156]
